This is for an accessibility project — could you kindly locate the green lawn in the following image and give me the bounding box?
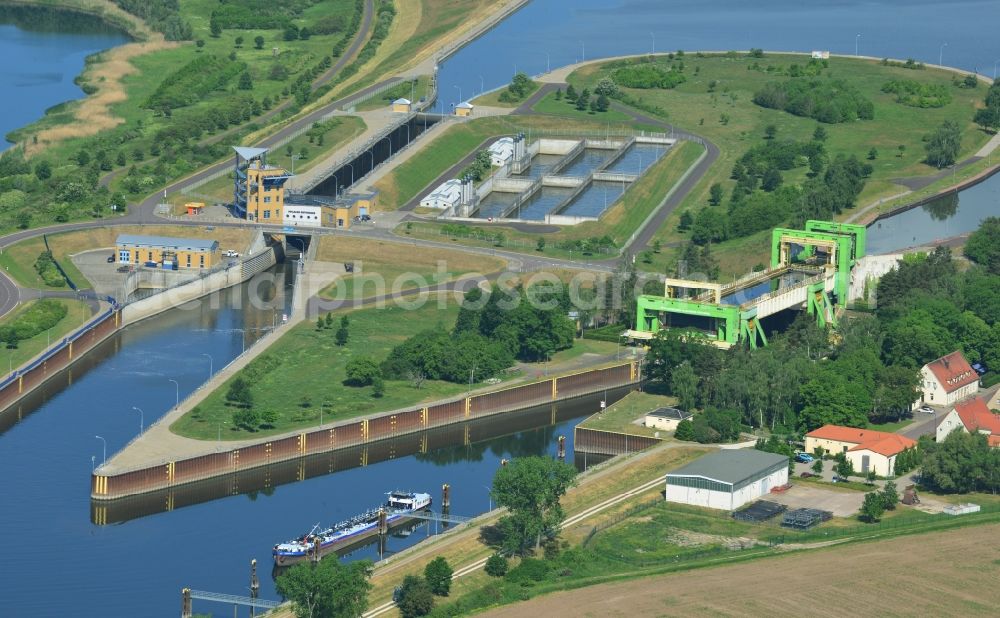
[578,391,675,437]
[268,115,367,174]
[0,236,88,290]
[357,76,431,111]
[1,299,95,371]
[532,91,632,123]
[563,53,991,278]
[172,301,489,440]
[472,80,541,108]
[869,417,917,433]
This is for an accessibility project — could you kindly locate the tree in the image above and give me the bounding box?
[860,491,885,522]
[674,418,694,440]
[536,237,545,252]
[259,408,279,429]
[565,84,577,102]
[484,553,508,577]
[708,182,724,206]
[677,210,694,232]
[316,316,324,330]
[335,323,349,346]
[276,558,373,618]
[209,19,221,38]
[196,39,205,50]
[239,72,254,91]
[881,480,899,511]
[575,91,590,111]
[492,456,577,553]
[811,459,824,474]
[835,457,854,479]
[226,377,253,408]
[867,147,878,160]
[670,361,698,411]
[813,125,828,141]
[964,216,1000,274]
[233,407,260,431]
[897,144,906,158]
[284,25,300,41]
[345,357,381,386]
[325,313,334,328]
[761,167,783,192]
[372,375,385,398]
[924,120,961,168]
[396,575,434,618]
[595,94,610,112]
[594,77,618,97]
[866,469,877,484]
[34,160,51,181]
[254,35,265,50]
[424,557,453,596]
[764,124,777,140]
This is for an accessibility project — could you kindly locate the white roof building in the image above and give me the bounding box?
[419,179,463,210]
[488,137,515,166]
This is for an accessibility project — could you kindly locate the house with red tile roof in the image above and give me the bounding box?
[916,351,979,409]
[804,425,918,476]
[935,397,1000,447]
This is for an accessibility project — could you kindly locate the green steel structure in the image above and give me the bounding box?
[634,220,866,348]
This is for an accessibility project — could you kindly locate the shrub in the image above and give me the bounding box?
[144,55,246,110]
[611,63,686,89]
[34,251,66,287]
[753,79,874,123]
[484,553,508,577]
[424,557,453,596]
[345,357,380,386]
[881,80,952,108]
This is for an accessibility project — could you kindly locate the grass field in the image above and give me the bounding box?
[267,116,367,174]
[561,53,990,277]
[472,80,541,108]
[314,236,506,300]
[171,301,487,440]
[397,139,704,260]
[0,226,252,290]
[0,299,95,371]
[531,91,632,122]
[578,391,676,437]
[357,76,431,111]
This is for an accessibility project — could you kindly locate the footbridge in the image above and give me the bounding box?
[628,220,866,348]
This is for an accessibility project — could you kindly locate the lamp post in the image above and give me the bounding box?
[479,75,485,96]
[580,40,585,62]
[545,52,550,73]
[201,353,213,379]
[290,154,301,175]
[95,435,106,466]
[939,42,948,66]
[454,84,462,107]
[994,59,999,81]
[168,378,179,408]
[380,136,393,159]
[651,32,655,55]
[482,485,493,511]
[91,455,96,472]
[132,406,144,434]
[345,162,355,186]
[855,33,861,56]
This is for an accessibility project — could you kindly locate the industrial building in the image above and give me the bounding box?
[232,146,374,229]
[488,137,515,166]
[804,425,917,477]
[116,234,220,270]
[917,350,979,409]
[665,450,789,511]
[419,179,464,210]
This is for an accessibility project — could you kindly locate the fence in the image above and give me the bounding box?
[91,361,640,500]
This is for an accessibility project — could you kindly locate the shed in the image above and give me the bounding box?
[644,407,692,432]
[665,449,789,511]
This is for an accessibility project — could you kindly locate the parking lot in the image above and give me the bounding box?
[768,483,865,517]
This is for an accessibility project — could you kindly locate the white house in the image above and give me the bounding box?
[917,351,979,409]
[804,425,917,477]
[419,179,463,210]
[665,450,789,511]
[935,397,1000,447]
[644,407,692,432]
[488,137,515,166]
[811,51,831,59]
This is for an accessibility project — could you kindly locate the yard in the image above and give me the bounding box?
[578,391,677,437]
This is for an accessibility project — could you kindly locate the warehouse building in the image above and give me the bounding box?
[116,234,220,270]
[665,450,789,511]
[488,137,515,166]
[420,179,463,209]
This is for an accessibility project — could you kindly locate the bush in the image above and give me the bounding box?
[504,558,550,586]
[424,556,453,596]
[345,357,381,386]
[881,80,952,108]
[0,299,68,347]
[611,63,686,89]
[397,575,434,618]
[34,251,66,287]
[753,79,874,123]
[674,418,694,441]
[484,554,508,577]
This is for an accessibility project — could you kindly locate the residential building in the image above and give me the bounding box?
[917,351,979,408]
[804,425,917,476]
[935,397,1000,447]
[419,179,463,210]
[644,407,693,432]
[665,450,789,510]
[116,234,220,270]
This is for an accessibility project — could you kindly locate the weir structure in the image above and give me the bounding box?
[629,220,866,348]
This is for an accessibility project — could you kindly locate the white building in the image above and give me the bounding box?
[644,407,692,432]
[917,351,979,409]
[811,51,831,59]
[665,450,789,511]
[936,397,1000,447]
[488,137,515,166]
[282,204,323,228]
[419,179,463,210]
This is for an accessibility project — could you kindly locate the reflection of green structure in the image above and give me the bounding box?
[632,220,866,348]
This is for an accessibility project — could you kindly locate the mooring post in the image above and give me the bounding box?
[311,538,321,564]
[181,588,192,618]
[441,483,450,508]
[378,507,388,535]
[250,559,259,618]
[557,435,566,459]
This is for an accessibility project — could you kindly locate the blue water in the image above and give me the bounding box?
[606,144,667,175]
[558,148,614,177]
[0,22,127,150]
[561,181,627,218]
[514,153,563,179]
[509,186,575,220]
[476,190,517,219]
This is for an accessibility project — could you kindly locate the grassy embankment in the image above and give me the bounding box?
[3,0,363,232]
[471,80,541,108]
[578,391,676,437]
[561,53,990,276]
[314,236,506,301]
[0,298,94,369]
[0,225,252,289]
[355,75,431,111]
[530,91,633,122]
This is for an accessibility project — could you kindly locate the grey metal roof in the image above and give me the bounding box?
[647,407,691,421]
[116,234,218,251]
[666,449,787,486]
[233,146,268,160]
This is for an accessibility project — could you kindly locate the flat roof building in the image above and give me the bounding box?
[665,449,789,511]
[644,407,692,432]
[115,234,220,270]
[419,179,463,210]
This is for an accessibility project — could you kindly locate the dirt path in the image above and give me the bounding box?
[480,522,1000,618]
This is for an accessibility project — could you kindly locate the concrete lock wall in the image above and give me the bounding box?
[538,139,580,156]
[91,362,640,500]
[573,427,662,456]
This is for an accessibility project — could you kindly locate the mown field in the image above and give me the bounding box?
[0,299,94,370]
[562,53,990,276]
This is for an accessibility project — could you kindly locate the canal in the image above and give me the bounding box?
[3,1,1000,615]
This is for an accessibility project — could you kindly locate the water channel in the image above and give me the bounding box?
[3,1,1000,615]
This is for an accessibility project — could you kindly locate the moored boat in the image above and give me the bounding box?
[273,491,432,565]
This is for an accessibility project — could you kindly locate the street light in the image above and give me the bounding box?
[454,84,462,106]
[939,42,948,66]
[545,52,550,73]
[95,435,106,466]
[651,32,655,55]
[479,74,485,96]
[132,406,144,434]
[168,378,179,408]
[200,353,213,379]
[580,40,585,62]
[380,136,393,159]
[482,485,493,511]
[855,33,861,57]
[994,59,999,81]
[345,162,355,186]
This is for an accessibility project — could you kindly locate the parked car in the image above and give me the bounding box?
[799,472,817,478]
[794,452,814,463]
[223,249,240,258]
[919,405,935,414]
[106,255,115,263]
